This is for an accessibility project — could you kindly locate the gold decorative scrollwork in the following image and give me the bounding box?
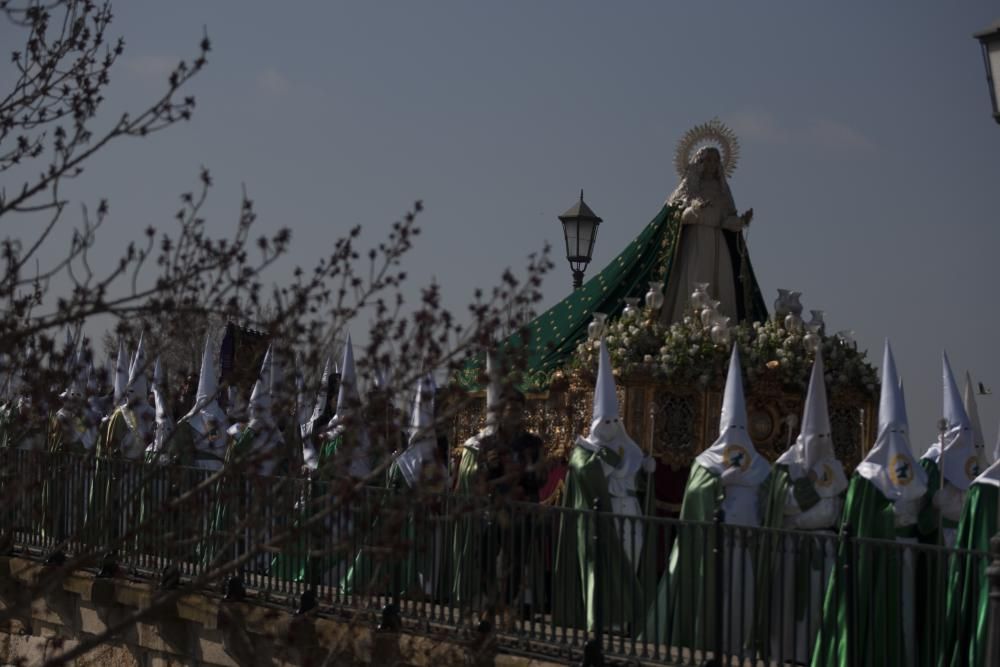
[449,368,874,472]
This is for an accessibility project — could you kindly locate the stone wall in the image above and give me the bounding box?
[0,556,563,667]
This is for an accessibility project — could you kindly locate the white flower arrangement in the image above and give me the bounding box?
[572,309,878,396]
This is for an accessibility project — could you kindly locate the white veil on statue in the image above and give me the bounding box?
[660,120,749,325]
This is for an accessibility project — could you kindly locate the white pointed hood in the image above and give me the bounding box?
[696,344,770,486]
[248,345,274,427]
[777,351,847,497]
[59,348,86,402]
[461,348,501,452]
[963,372,990,467]
[484,348,501,432]
[113,338,129,405]
[184,334,229,429]
[150,357,174,452]
[244,346,284,476]
[575,339,645,480]
[409,374,436,442]
[396,374,438,489]
[125,332,149,405]
[301,356,333,468]
[308,357,333,426]
[590,338,620,435]
[923,353,980,490]
[333,335,359,423]
[855,340,927,502]
[319,334,370,478]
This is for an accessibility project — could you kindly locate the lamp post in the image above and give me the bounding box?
[974,21,1000,124]
[559,190,602,290]
[979,24,1000,665]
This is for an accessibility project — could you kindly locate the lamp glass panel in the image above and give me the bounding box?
[989,40,1000,109]
[574,218,596,261]
[562,219,579,259]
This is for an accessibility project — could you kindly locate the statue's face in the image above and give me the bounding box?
[701,148,721,180]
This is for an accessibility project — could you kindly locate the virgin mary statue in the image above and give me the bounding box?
[660,120,767,325]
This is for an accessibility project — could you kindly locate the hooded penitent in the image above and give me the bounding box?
[811,340,928,667]
[854,341,927,503]
[304,357,333,437]
[327,336,358,431]
[757,350,844,662]
[320,334,370,478]
[395,374,438,489]
[52,347,96,452]
[248,346,274,430]
[922,353,981,491]
[125,334,148,404]
[939,424,1000,665]
[552,337,656,633]
[695,344,770,490]
[647,343,770,650]
[576,338,646,495]
[301,356,333,469]
[963,371,990,468]
[183,334,229,466]
[478,348,501,439]
[122,332,154,452]
[59,348,86,405]
[240,345,284,476]
[776,350,848,498]
[150,357,174,454]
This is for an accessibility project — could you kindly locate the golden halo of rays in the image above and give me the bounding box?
[674,118,741,180]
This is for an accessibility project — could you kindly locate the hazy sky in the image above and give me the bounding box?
[3,1,999,453]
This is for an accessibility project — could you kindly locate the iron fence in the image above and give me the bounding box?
[1,448,996,665]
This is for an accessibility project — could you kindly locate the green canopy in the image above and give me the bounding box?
[457,202,767,391]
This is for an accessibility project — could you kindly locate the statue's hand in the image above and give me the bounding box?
[741,208,754,226]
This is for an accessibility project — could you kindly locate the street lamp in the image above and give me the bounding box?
[558,190,602,290]
[974,20,1000,124]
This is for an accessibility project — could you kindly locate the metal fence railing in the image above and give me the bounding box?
[1,448,997,665]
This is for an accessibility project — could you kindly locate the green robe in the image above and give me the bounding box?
[205,426,258,566]
[140,422,198,558]
[86,408,147,549]
[754,463,831,661]
[43,413,90,543]
[915,458,957,667]
[341,461,449,600]
[552,443,656,633]
[940,481,997,667]
[451,444,486,607]
[811,475,915,667]
[271,429,359,586]
[339,463,400,596]
[645,463,724,648]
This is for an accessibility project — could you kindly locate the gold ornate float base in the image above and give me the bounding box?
[449,369,875,471]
